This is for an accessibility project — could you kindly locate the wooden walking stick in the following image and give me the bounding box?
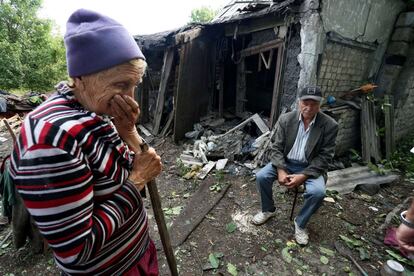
[139,139,178,276]
[290,187,299,221]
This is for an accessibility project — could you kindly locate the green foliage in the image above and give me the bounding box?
[189,6,217,23]
[225,221,237,233]
[0,0,67,91]
[227,263,238,276]
[383,131,414,175]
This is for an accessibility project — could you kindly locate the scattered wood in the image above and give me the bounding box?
[180,154,203,167]
[0,230,12,249]
[169,180,231,247]
[197,161,216,180]
[137,124,152,137]
[215,159,228,170]
[220,113,268,138]
[3,119,16,141]
[253,126,277,167]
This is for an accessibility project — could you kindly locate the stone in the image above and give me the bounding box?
[378,64,403,93]
[387,41,410,57]
[396,12,414,27]
[391,27,414,42]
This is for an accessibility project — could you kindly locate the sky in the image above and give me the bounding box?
[38,0,230,36]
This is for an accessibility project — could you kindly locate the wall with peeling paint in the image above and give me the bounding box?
[294,0,405,155]
[320,0,405,78]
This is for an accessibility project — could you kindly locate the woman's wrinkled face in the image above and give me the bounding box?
[74,62,141,116]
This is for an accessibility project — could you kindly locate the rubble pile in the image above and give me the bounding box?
[180,113,273,179]
[0,90,46,113]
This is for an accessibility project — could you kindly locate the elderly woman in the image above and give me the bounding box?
[10,9,161,275]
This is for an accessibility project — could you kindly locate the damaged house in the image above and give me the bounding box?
[134,0,413,165]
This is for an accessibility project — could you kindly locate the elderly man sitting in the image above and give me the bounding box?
[252,86,338,245]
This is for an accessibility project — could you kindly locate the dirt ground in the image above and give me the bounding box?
[0,133,413,276]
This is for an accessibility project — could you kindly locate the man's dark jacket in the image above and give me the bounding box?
[270,110,339,179]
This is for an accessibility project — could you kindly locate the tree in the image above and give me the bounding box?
[189,6,218,24]
[0,0,67,92]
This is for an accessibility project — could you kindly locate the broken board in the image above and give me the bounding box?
[197,161,216,180]
[169,181,231,247]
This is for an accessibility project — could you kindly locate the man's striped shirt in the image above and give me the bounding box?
[286,113,317,163]
[10,89,150,275]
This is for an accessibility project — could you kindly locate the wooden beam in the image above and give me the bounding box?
[153,48,174,135]
[235,58,246,116]
[224,16,285,37]
[239,39,283,58]
[169,180,231,247]
[218,65,224,118]
[175,27,203,45]
[220,113,269,138]
[384,95,395,159]
[361,97,381,163]
[270,44,284,126]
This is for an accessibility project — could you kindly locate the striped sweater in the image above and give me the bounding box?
[10,88,150,275]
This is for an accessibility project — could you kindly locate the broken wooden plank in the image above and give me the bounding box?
[239,39,283,57]
[215,159,228,170]
[160,110,174,137]
[3,119,16,141]
[378,197,412,233]
[220,113,268,138]
[251,113,269,133]
[253,125,277,167]
[169,180,231,247]
[197,161,216,180]
[175,27,203,45]
[137,124,152,137]
[270,44,284,127]
[180,154,203,167]
[153,48,174,135]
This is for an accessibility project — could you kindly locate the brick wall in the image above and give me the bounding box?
[317,41,374,155]
[317,41,373,98]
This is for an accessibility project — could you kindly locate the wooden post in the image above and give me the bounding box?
[361,96,381,163]
[361,97,370,162]
[270,45,284,127]
[236,58,246,117]
[153,48,174,135]
[218,65,224,118]
[384,95,395,159]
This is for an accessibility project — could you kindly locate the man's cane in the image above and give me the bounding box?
[139,139,178,276]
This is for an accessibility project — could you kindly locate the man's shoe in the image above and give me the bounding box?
[294,218,309,245]
[251,210,276,225]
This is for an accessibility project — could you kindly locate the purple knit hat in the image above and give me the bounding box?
[64,9,145,77]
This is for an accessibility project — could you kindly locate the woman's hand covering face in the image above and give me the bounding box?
[110,94,140,134]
